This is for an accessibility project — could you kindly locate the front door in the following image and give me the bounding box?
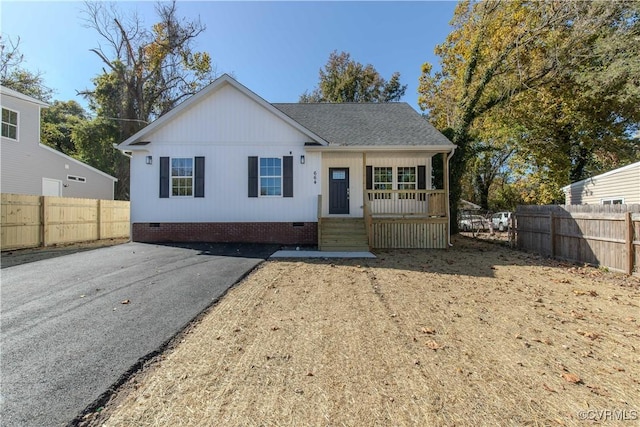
[329,168,349,214]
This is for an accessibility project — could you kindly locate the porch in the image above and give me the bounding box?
[312,149,453,250]
[318,189,449,250]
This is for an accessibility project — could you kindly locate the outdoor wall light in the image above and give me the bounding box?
[146,156,153,165]
[300,155,305,164]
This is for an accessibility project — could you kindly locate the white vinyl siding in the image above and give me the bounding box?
[145,84,311,144]
[564,161,640,205]
[2,107,18,140]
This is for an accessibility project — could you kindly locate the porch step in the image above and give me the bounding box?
[319,218,369,252]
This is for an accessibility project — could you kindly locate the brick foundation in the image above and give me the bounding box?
[132,222,317,245]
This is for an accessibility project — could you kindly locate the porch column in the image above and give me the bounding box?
[362,152,367,209]
[443,151,451,246]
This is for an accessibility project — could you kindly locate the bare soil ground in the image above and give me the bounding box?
[86,236,639,427]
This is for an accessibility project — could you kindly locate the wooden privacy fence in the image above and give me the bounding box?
[516,204,640,275]
[1,193,130,251]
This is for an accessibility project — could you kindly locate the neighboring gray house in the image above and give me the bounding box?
[562,161,640,205]
[1,86,117,199]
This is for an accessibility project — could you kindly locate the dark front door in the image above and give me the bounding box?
[329,168,349,214]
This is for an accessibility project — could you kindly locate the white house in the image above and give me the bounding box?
[562,161,640,205]
[1,86,117,199]
[118,74,456,249]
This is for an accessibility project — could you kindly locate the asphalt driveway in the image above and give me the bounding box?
[0,242,276,427]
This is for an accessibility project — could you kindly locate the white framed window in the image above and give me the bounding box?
[397,167,417,199]
[2,107,18,140]
[171,157,193,197]
[259,157,282,196]
[374,167,393,199]
[601,197,624,205]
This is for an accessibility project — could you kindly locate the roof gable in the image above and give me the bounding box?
[119,74,328,149]
[0,85,49,107]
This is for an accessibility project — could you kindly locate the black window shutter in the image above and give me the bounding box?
[366,166,373,190]
[417,165,426,201]
[417,165,426,189]
[248,156,258,197]
[159,157,170,198]
[194,156,205,198]
[283,156,293,197]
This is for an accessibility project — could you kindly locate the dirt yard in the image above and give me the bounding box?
[86,236,639,427]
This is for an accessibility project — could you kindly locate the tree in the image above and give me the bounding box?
[0,35,52,102]
[41,100,89,155]
[300,51,407,103]
[419,0,639,230]
[81,0,216,199]
[72,117,123,183]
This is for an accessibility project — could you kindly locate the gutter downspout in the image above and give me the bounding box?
[446,147,457,247]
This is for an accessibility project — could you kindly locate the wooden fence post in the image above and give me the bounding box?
[550,211,556,258]
[626,211,634,275]
[42,196,49,247]
[97,199,102,241]
[509,214,515,248]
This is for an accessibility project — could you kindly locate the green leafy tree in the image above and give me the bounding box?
[40,100,89,155]
[301,51,407,103]
[419,0,639,230]
[72,118,122,181]
[81,0,216,199]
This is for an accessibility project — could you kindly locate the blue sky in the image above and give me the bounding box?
[1,1,458,113]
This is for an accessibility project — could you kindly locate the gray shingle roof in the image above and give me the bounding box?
[272,102,453,147]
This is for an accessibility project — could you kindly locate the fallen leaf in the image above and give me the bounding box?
[577,330,600,340]
[586,384,609,396]
[421,327,436,334]
[425,340,442,350]
[121,299,130,304]
[542,383,557,393]
[573,289,598,297]
[561,373,582,384]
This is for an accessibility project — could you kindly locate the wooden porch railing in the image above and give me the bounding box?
[365,190,446,217]
[363,191,373,248]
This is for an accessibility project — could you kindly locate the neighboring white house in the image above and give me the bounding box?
[1,86,117,199]
[118,74,456,249]
[562,161,640,205]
